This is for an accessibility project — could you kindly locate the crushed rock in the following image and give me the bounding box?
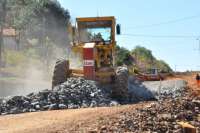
[0,78,118,115]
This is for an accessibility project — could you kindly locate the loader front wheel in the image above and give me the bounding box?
[52,59,71,89]
[112,67,129,102]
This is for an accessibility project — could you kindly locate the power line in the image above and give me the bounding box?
[121,34,199,39]
[125,14,200,29]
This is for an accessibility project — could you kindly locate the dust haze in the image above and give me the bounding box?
[0,0,86,97]
[0,27,84,98]
[1,27,73,97]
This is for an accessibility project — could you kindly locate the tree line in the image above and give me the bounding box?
[116,45,172,73]
[0,0,71,67]
[0,0,172,73]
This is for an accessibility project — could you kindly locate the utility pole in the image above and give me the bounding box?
[174,65,177,73]
[0,1,3,66]
[0,24,2,67]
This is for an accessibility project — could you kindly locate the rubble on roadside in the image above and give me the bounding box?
[92,90,200,133]
[1,75,199,132]
[0,78,118,115]
[0,76,189,116]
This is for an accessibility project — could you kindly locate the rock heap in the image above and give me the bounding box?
[95,90,200,133]
[0,78,118,115]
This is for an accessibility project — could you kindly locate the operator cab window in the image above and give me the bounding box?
[77,20,113,44]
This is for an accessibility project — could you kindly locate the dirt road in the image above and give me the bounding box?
[0,103,150,133]
[0,73,198,133]
[168,72,200,96]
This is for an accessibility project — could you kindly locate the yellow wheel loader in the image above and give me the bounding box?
[52,16,129,101]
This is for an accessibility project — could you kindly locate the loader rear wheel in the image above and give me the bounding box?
[52,59,71,89]
[112,67,129,102]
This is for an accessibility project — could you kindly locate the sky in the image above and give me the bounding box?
[58,0,200,71]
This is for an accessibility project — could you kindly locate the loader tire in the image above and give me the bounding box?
[112,67,129,102]
[52,59,71,89]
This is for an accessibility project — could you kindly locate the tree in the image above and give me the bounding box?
[1,0,71,70]
[0,0,7,66]
[6,0,71,49]
[115,45,134,66]
[132,46,155,63]
[156,60,172,73]
[131,45,172,72]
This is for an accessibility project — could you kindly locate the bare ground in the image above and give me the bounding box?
[167,73,200,96]
[0,73,198,133]
[0,102,151,133]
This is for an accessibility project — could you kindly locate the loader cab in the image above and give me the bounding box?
[71,16,120,81]
[52,16,128,100]
[75,16,116,45]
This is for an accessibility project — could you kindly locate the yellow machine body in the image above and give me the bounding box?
[69,16,117,82]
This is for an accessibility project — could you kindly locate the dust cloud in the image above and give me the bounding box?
[67,49,83,69]
[0,46,84,97]
[0,64,51,97]
[0,1,84,97]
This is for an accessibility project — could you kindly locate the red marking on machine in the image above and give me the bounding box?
[83,43,95,80]
[84,60,94,66]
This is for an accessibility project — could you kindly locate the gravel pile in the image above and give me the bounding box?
[93,90,200,133]
[0,77,188,116]
[0,78,118,115]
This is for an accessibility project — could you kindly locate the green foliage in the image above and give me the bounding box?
[155,60,172,73]
[1,0,71,77]
[131,46,155,63]
[5,0,71,47]
[3,49,45,77]
[91,33,103,41]
[115,45,172,73]
[5,50,27,66]
[115,45,133,66]
[131,45,172,72]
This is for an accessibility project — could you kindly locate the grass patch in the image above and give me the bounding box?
[0,77,18,81]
